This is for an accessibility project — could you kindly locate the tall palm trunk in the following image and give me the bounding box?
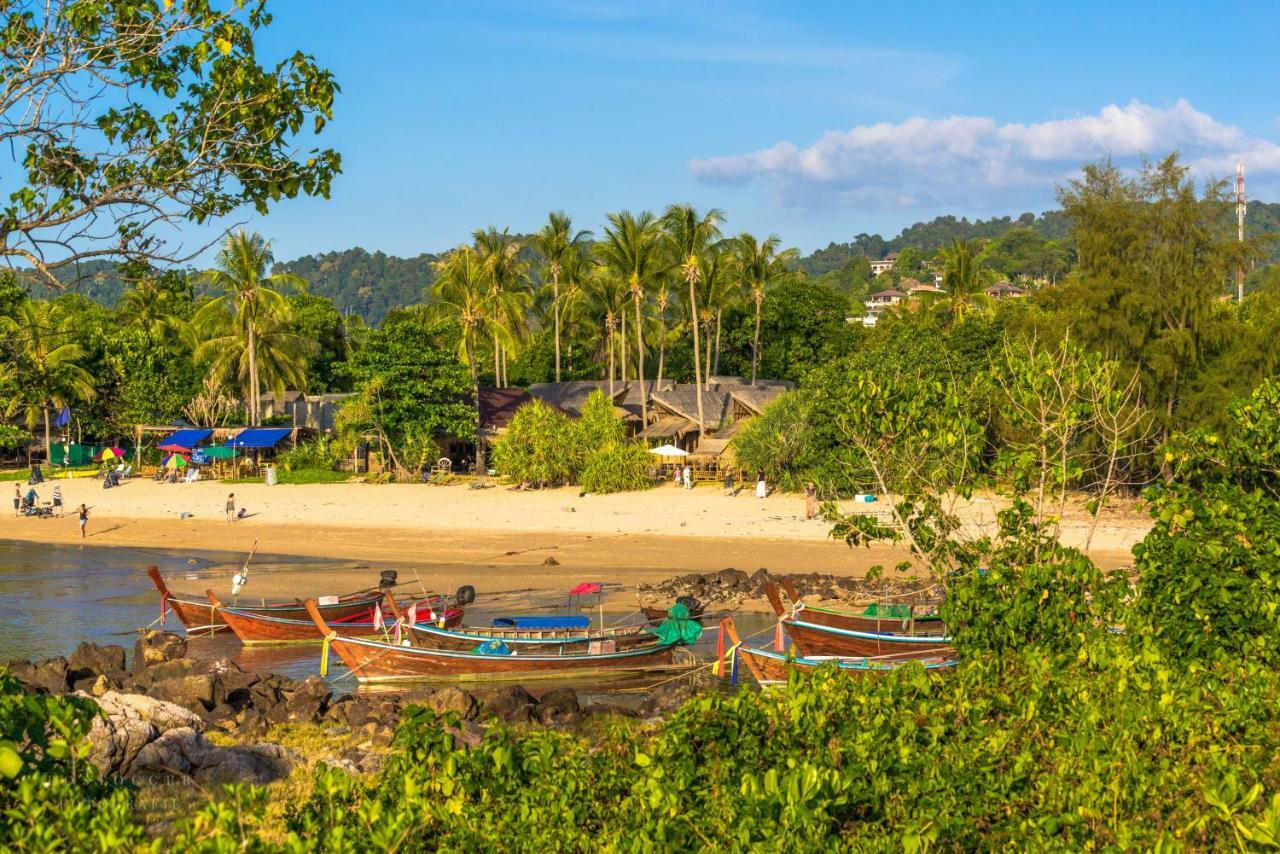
[553,272,562,383]
[713,309,723,376]
[702,315,713,386]
[633,290,647,425]
[247,302,259,425]
[751,291,763,385]
[606,320,615,396]
[492,332,500,388]
[43,404,51,467]
[469,330,485,476]
[688,274,705,437]
[656,306,666,387]
[620,320,628,381]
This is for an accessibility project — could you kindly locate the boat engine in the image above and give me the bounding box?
[379,570,398,589]
[454,585,476,607]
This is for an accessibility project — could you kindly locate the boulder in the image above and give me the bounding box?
[72,672,123,695]
[82,691,203,777]
[638,680,707,719]
[29,658,70,694]
[130,726,296,786]
[477,685,537,723]
[536,687,580,721]
[131,658,201,692]
[132,631,187,673]
[425,686,477,720]
[147,673,220,712]
[67,642,127,681]
[284,675,332,722]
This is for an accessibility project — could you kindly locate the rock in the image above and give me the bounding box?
[147,673,220,712]
[536,687,580,722]
[132,658,201,691]
[477,685,537,723]
[82,691,204,777]
[425,686,477,720]
[132,631,187,673]
[638,680,707,718]
[25,658,70,694]
[235,708,269,738]
[67,642,127,681]
[542,556,560,566]
[284,675,331,722]
[130,726,296,786]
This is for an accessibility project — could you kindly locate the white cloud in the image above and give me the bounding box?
[689,99,1280,209]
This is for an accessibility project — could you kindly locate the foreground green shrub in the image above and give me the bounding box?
[491,400,576,487]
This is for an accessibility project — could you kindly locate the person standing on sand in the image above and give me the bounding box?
[804,482,817,519]
[723,465,734,495]
[682,464,692,490]
[52,484,63,517]
[756,469,767,499]
[77,504,88,538]
[226,493,236,522]
[12,483,19,517]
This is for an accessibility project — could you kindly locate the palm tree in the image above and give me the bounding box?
[653,277,673,387]
[938,239,996,321]
[661,204,724,436]
[427,246,494,472]
[193,231,306,425]
[117,273,195,353]
[732,233,798,384]
[0,300,96,463]
[599,210,664,426]
[575,266,628,395]
[697,246,735,385]
[473,227,532,387]
[531,212,592,382]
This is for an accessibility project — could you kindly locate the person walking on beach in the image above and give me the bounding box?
[804,482,818,519]
[682,464,692,490]
[52,484,63,517]
[12,483,19,517]
[723,465,735,495]
[225,493,236,522]
[755,469,767,499]
[77,504,88,538]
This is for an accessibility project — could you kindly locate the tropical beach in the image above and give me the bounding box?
[6,1,1280,850]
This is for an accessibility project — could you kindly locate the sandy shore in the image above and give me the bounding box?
[0,479,1150,607]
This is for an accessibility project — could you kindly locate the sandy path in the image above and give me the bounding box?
[0,479,1149,607]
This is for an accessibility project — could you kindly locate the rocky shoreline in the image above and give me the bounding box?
[5,630,708,788]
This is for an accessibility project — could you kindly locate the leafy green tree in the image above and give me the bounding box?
[491,400,575,487]
[531,212,592,382]
[288,292,353,392]
[731,232,798,383]
[600,210,665,425]
[0,300,96,461]
[337,308,474,478]
[937,238,996,320]
[473,227,533,388]
[1,0,339,288]
[194,231,310,425]
[661,204,724,434]
[115,268,195,354]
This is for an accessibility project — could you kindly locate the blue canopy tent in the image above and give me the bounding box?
[224,428,292,450]
[161,428,213,450]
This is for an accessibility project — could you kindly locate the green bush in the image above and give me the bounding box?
[491,399,576,487]
[275,435,339,472]
[579,443,654,494]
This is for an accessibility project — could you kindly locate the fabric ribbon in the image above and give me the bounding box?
[319,632,336,676]
[774,621,785,652]
[159,591,170,624]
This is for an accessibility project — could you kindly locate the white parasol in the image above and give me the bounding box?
[647,444,688,457]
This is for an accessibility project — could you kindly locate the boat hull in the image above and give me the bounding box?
[324,634,680,684]
[794,605,946,637]
[164,596,231,634]
[738,646,956,686]
[215,600,463,645]
[783,618,954,660]
[640,605,705,623]
[408,622,653,652]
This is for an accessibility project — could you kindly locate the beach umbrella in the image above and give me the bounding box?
[95,447,123,462]
[647,444,688,457]
[157,443,189,453]
[163,453,189,469]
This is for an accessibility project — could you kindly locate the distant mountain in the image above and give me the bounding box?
[273,248,440,324]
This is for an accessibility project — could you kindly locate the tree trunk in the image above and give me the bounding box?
[247,305,259,425]
[607,322,615,396]
[688,275,705,437]
[493,332,500,388]
[620,319,628,381]
[470,331,485,476]
[656,308,666,388]
[703,318,713,386]
[43,404,51,467]
[553,272,561,383]
[751,292,763,385]
[634,292,647,426]
[713,309,723,376]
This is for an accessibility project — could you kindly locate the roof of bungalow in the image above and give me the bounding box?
[650,387,732,425]
[636,414,696,439]
[729,386,789,415]
[986,282,1027,296]
[478,387,567,432]
[868,289,907,300]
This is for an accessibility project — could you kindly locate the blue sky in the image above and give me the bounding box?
[239,0,1280,259]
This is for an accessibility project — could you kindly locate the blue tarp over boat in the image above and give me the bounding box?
[225,428,292,449]
[491,616,592,630]
[163,428,213,449]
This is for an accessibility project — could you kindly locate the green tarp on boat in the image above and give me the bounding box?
[649,602,703,646]
[861,603,914,620]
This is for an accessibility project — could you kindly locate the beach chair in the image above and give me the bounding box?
[182,468,199,483]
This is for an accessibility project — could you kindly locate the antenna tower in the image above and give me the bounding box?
[1237,163,1246,302]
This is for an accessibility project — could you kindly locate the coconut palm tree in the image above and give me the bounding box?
[661,204,724,436]
[531,212,592,382]
[116,273,196,353]
[938,238,997,322]
[193,231,306,425]
[0,299,96,463]
[427,245,494,472]
[732,233,798,384]
[473,227,532,387]
[697,246,736,385]
[598,210,664,425]
[575,266,629,395]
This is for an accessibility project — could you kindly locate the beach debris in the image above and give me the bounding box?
[542,556,560,566]
[638,569,938,610]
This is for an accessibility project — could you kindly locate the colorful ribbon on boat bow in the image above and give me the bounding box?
[319,631,336,676]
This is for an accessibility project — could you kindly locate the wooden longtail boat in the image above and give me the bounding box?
[720,617,956,687]
[206,590,463,645]
[763,583,953,659]
[407,621,655,652]
[640,603,705,623]
[305,599,689,684]
[147,566,388,635]
[777,578,946,637]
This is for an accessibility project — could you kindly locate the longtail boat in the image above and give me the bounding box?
[777,578,946,636]
[639,597,705,623]
[305,599,695,684]
[147,566,387,635]
[763,583,953,660]
[719,617,956,687]
[406,620,655,652]
[206,590,463,645]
